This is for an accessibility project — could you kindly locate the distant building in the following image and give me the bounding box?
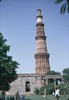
[8,9,62,95]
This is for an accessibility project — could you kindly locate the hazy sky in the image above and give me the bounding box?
[0,0,69,74]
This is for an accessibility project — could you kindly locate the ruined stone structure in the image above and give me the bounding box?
[8,9,62,95]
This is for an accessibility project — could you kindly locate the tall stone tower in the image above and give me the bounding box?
[34,9,50,75]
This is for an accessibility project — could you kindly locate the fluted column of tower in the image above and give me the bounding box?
[34,9,50,75]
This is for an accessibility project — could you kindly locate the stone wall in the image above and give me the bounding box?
[8,74,62,95]
[8,74,42,95]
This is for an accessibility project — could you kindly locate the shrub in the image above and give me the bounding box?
[39,86,45,95]
[57,84,66,94]
[34,87,39,95]
[39,83,55,95]
[57,83,69,94]
[66,84,69,94]
[46,83,55,94]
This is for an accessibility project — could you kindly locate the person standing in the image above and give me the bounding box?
[55,88,60,100]
[42,89,47,100]
[16,91,21,100]
[1,91,5,100]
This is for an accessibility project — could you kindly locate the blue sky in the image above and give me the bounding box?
[0,0,69,74]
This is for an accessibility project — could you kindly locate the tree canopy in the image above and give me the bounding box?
[0,0,69,14]
[46,70,61,75]
[62,68,69,84]
[54,0,69,13]
[0,33,19,91]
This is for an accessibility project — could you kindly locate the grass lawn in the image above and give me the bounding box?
[26,94,69,100]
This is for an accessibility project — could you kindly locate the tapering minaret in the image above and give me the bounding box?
[34,9,50,75]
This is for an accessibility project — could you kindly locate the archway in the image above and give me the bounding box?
[48,79,54,84]
[25,81,30,92]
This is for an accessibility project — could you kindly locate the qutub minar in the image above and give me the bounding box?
[34,9,50,75]
[8,9,62,95]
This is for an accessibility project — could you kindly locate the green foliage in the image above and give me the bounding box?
[39,83,55,95]
[47,70,61,75]
[60,3,66,13]
[54,0,69,13]
[39,86,45,95]
[67,0,69,13]
[34,88,39,95]
[62,68,69,84]
[57,83,69,94]
[46,83,55,94]
[0,33,19,91]
[54,0,63,4]
[57,84,66,94]
[66,84,69,94]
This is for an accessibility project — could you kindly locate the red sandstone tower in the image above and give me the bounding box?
[34,9,50,75]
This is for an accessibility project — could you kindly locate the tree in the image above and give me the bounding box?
[62,68,69,84]
[54,0,69,13]
[46,83,55,94]
[57,83,69,94]
[47,70,61,75]
[0,33,19,91]
[39,83,55,95]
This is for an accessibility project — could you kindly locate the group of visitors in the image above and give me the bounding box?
[43,87,69,100]
[0,91,26,100]
[42,88,59,100]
